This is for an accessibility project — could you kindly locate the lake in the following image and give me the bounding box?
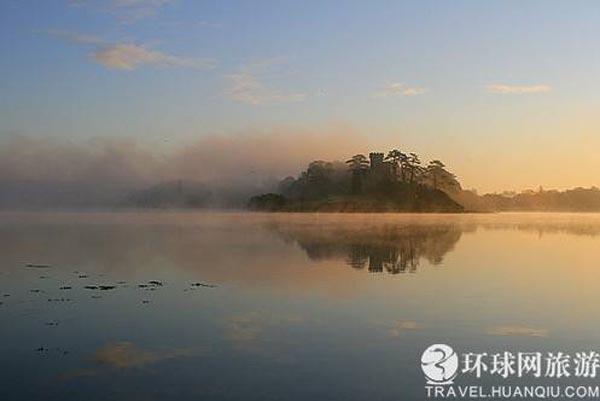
[2,211,600,400]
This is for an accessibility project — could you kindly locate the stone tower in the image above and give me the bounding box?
[369,152,384,173]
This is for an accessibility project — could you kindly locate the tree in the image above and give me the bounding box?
[346,154,370,193]
[346,154,370,172]
[406,153,422,184]
[427,160,445,190]
[385,149,407,182]
[426,160,460,193]
[307,161,334,184]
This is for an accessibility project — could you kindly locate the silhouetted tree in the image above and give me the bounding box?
[307,161,333,184]
[425,160,460,193]
[346,154,369,193]
[427,160,445,190]
[385,149,407,182]
[406,153,422,184]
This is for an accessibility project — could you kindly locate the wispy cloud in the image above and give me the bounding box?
[112,0,174,21]
[70,0,175,22]
[486,84,551,94]
[93,43,216,70]
[225,72,305,105]
[49,30,216,71]
[372,82,427,98]
[197,20,223,29]
[225,58,306,105]
[485,325,549,337]
[47,29,106,45]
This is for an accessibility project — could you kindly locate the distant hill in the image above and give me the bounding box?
[452,187,600,212]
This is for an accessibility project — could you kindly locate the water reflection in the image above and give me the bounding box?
[267,222,465,273]
[3,212,600,401]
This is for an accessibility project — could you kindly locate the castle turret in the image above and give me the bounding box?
[369,152,384,171]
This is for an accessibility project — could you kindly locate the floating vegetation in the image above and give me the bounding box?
[139,281,164,289]
[26,263,52,269]
[47,298,71,303]
[35,347,68,357]
[84,285,116,291]
[191,282,217,288]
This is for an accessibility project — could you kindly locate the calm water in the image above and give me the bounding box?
[2,211,600,400]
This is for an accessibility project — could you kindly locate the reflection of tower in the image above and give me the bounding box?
[368,246,388,272]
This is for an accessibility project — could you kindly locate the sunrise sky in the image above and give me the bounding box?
[1,0,600,192]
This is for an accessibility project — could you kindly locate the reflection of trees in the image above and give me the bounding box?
[342,240,423,273]
[347,244,419,273]
[267,223,464,274]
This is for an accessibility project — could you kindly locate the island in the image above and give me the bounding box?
[248,150,465,212]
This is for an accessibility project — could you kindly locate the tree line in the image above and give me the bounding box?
[345,149,460,193]
[277,148,461,200]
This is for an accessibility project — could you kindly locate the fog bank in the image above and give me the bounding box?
[0,129,365,208]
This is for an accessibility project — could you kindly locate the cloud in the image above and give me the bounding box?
[197,20,223,29]
[93,43,216,70]
[486,84,551,94]
[112,0,174,21]
[67,0,90,7]
[372,82,427,98]
[225,72,306,105]
[485,325,549,337]
[224,57,306,105]
[48,30,215,71]
[46,29,106,45]
[70,0,175,22]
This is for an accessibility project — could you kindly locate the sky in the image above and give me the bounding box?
[1,0,600,192]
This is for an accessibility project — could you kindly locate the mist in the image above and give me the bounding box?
[0,129,366,209]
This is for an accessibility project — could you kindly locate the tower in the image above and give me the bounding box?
[369,152,384,172]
